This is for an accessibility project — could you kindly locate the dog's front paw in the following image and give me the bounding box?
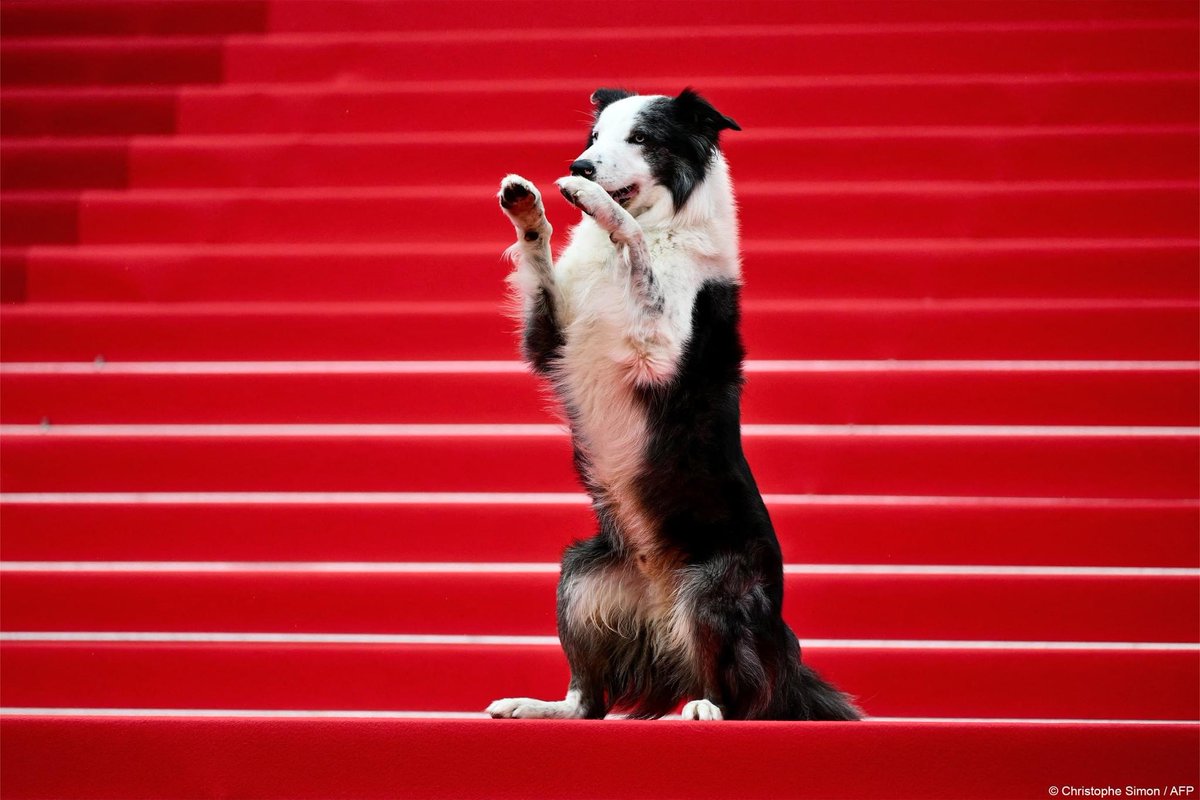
[681,699,724,721]
[499,174,549,238]
[555,175,612,216]
[555,176,637,243]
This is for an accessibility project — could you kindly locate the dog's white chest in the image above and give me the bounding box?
[557,291,652,493]
[551,227,693,494]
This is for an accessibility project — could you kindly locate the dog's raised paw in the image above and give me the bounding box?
[555,175,635,243]
[499,175,537,210]
[681,699,724,721]
[555,176,611,215]
[500,173,545,213]
[499,175,550,238]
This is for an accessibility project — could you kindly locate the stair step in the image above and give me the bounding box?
[3,301,1196,361]
[4,362,1197,425]
[4,24,1195,86]
[2,424,1198,497]
[0,359,1194,428]
[2,496,1196,567]
[2,567,1196,641]
[0,0,268,38]
[4,76,1194,137]
[6,240,1197,303]
[3,715,1195,800]
[3,0,1194,38]
[2,640,1196,720]
[1,0,1195,795]
[5,129,1197,190]
[5,182,1195,247]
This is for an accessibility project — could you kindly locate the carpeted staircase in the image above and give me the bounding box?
[1,1,1198,797]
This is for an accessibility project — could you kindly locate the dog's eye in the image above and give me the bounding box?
[633,133,646,144]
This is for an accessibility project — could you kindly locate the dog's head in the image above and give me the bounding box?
[568,87,740,218]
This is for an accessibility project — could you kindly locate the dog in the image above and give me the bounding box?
[487,88,860,721]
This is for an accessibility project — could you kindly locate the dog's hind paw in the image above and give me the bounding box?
[487,695,584,720]
[681,699,724,721]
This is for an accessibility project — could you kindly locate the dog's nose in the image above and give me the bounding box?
[569,159,596,178]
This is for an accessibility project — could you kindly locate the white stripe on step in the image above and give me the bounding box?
[1,632,1195,651]
[2,423,1196,437]
[0,707,1192,725]
[1,562,1195,577]
[0,707,489,720]
[0,491,593,505]
[2,492,1195,509]
[2,359,1196,375]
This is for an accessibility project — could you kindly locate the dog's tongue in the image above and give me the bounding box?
[609,184,638,204]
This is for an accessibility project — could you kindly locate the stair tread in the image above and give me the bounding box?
[3,425,1197,497]
[2,715,1196,800]
[2,496,1197,567]
[3,568,1197,642]
[4,301,1197,360]
[2,641,1197,720]
[5,24,1195,87]
[6,76,1195,138]
[4,365,1196,425]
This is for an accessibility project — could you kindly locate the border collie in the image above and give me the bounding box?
[487,88,860,721]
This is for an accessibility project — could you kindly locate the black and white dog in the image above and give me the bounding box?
[487,88,860,721]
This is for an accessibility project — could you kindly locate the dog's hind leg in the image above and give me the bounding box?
[486,689,589,720]
[487,533,623,721]
[680,560,861,721]
[498,175,564,375]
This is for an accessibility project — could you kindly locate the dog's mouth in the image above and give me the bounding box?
[607,184,639,206]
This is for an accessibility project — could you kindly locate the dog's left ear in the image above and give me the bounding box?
[590,87,636,115]
[672,87,742,135]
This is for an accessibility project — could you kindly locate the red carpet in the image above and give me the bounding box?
[1,1,1198,797]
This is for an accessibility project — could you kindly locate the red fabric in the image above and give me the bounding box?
[4,571,1197,642]
[2,500,1196,566]
[5,301,1198,361]
[1,0,1197,797]
[1,365,1197,425]
[3,426,1197,496]
[4,243,1197,303]
[3,717,1197,800]
[3,642,1198,720]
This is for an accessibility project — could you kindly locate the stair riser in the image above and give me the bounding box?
[5,80,1194,137]
[3,432,1198,497]
[4,370,1197,426]
[3,571,1196,641]
[4,0,1195,38]
[4,187,1196,246]
[3,501,1196,566]
[3,643,1196,720]
[5,133,1197,190]
[4,305,1197,360]
[5,27,1195,86]
[7,246,1197,303]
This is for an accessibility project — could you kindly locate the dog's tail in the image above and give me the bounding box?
[793,661,863,721]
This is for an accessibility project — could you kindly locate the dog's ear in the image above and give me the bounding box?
[590,87,635,115]
[672,87,741,135]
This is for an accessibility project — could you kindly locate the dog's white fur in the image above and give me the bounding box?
[488,95,741,721]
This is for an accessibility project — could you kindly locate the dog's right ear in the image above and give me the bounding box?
[590,88,635,115]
